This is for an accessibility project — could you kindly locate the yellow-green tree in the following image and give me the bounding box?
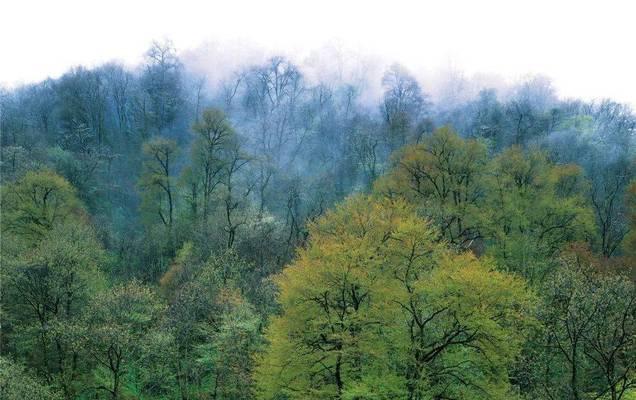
[1,170,82,243]
[0,169,111,398]
[255,195,533,399]
[375,126,488,249]
[377,128,595,284]
[485,147,594,282]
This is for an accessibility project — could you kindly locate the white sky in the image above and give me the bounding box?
[1,0,635,106]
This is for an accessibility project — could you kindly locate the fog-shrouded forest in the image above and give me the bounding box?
[1,39,635,400]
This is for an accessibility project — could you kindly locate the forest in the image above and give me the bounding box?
[1,40,635,400]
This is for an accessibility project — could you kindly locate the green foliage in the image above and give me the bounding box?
[187,108,237,221]
[0,357,62,400]
[624,180,636,259]
[1,50,635,400]
[375,126,489,247]
[139,137,179,229]
[0,145,37,181]
[377,128,595,283]
[528,255,636,400]
[84,281,166,399]
[1,170,82,241]
[194,290,261,400]
[255,195,534,399]
[2,222,107,398]
[485,147,595,282]
[158,244,267,399]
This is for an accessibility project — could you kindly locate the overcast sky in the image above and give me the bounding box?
[1,0,635,106]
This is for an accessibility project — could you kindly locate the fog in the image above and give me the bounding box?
[2,0,635,107]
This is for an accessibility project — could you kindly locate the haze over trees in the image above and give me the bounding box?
[1,40,635,400]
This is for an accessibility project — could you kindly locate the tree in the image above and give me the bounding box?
[184,107,253,248]
[375,126,488,249]
[140,40,183,135]
[55,120,107,201]
[2,223,106,398]
[139,137,179,230]
[189,108,236,222]
[624,180,636,259]
[0,145,34,181]
[0,357,61,400]
[485,147,594,282]
[349,115,383,187]
[56,67,108,146]
[241,57,306,212]
[541,100,635,258]
[381,63,429,150]
[504,76,556,146]
[161,245,219,399]
[84,281,165,400]
[535,254,636,400]
[378,132,596,283]
[194,290,261,400]
[582,271,636,400]
[160,247,263,399]
[26,79,57,140]
[589,157,634,257]
[255,195,533,399]
[219,138,252,248]
[466,89,505,145]
[102,63,133,137]
[1,170,82,242]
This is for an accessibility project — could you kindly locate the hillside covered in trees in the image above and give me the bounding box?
[1,41,635,400]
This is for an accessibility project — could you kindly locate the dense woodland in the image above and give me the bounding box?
[1,41,635,400]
